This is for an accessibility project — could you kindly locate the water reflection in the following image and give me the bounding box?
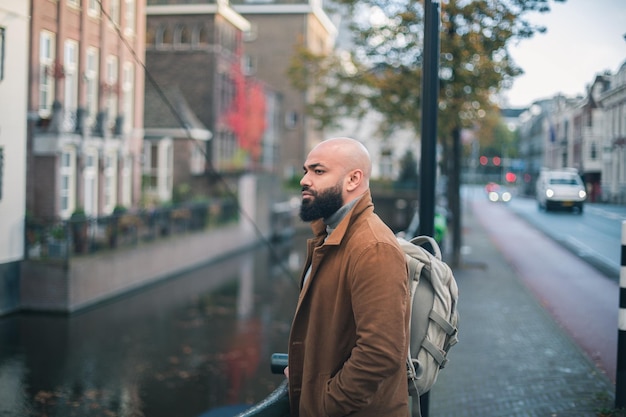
[0,233,306,417]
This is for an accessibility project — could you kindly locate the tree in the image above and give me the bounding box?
[288,0,564,265]
[225,49,267,166]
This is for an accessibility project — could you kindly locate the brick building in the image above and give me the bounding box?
[232,0,336,179]
[27,0,147,219]
[145,0,284,201]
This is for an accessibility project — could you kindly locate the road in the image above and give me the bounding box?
[507,194,625,279]
[464,187,625,382]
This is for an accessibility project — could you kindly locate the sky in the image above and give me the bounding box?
[503,0,626,108]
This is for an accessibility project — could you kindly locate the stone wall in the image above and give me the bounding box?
[20,224,259,313]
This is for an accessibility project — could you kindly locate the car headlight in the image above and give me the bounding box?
[579,190,587,199]
[546,189,554,198]
[502,192,512,202]
[488,191,499,202]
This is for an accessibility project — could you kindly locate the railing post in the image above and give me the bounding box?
[617,220,626,409]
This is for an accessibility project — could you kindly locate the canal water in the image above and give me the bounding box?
[0,232,308,417]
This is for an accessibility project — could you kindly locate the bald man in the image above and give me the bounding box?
[286,138,411,417]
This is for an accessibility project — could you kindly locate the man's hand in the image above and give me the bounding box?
[284,366,289,379]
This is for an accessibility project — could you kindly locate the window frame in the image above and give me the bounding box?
[122,62,134,133]
[103,152,117,214]
[0,27,5,82]
[124,0,135,36]
[110,0,120,26]
[105,55,119,129]
[64,39,79,129]
[85,47,99,125]
[39,31,56,117]
[0,146,4,201]
[59,148,76,218]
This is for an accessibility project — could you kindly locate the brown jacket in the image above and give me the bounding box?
[287,191,410,417]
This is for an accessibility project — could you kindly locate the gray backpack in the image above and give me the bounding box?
[397,236,459,413]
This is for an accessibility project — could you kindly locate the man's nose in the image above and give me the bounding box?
[300,173,310,187]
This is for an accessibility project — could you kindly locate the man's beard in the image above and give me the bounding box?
[299,183,344,222]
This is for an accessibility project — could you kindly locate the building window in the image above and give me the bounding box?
[146,27,155,47]
[124,0,135,36]
[60,148,76,218]
[39,31,56,117]
[174,24,191,47]
[122,62,134,133]
[156,25,172,46]
[196,26,208,46]
[590,142,597,160]
[243,54,256,76]
[106,55,118,130]
[190,142,205,175]
[83,150,98,216]
[121,155,132,207]
[110,0,120,26]
[64,40,79,130]
[285,111,298,129]
[86,47,99,126]
[67,0,79,8]
[166,144,173,193]
[144,143,158,190]
[143,141,172,202]
[0,147,3,200]
[88,0,100,17]
[0,27,5,82]
[103,153,117,214]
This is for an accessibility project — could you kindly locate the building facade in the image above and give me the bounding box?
[599,62,626,204]
[143,85,212,203]
[0,0,30,315]
[27,0,146,219]
[232,0,336,179]
[146,0,283,201]
[516,60,626,203]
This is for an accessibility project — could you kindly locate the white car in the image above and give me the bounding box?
[536,168,586,213]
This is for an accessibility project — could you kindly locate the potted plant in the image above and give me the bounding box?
[106,205,128,248]
[46,222,68,258]
[70,208,88,254]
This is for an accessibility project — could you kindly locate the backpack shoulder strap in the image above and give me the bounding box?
[409,235,442,260]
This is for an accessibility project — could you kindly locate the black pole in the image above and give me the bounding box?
[418,1,440,416]
[616,220,626,409]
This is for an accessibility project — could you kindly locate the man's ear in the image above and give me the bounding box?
[345,169,364,191]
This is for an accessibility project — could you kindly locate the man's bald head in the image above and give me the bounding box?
[311,137,372,181]
[304,137,372,205]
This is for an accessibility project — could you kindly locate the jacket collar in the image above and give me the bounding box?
[309,190,373,245]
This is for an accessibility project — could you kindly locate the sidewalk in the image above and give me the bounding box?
[428,201,615,417]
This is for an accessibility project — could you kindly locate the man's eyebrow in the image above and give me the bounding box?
[304,163,326,171]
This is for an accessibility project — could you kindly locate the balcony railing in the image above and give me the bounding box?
[25,198,239,261]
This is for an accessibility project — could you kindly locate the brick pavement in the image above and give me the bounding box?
[428,201,615,417]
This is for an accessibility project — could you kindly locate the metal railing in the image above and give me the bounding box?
[25,198,238,261]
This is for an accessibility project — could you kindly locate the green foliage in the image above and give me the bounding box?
[283,174,302,192]
[49,223,66,240]
[287,0,564,265]
[113,205,128,215]
[173,183,192,204]
[70,207,86,219]
[288,0,565,140]
[597,409,626,417]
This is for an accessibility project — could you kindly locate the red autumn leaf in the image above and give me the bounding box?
[225,52,267,162]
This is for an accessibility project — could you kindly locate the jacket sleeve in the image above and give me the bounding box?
[323,241,410,416]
